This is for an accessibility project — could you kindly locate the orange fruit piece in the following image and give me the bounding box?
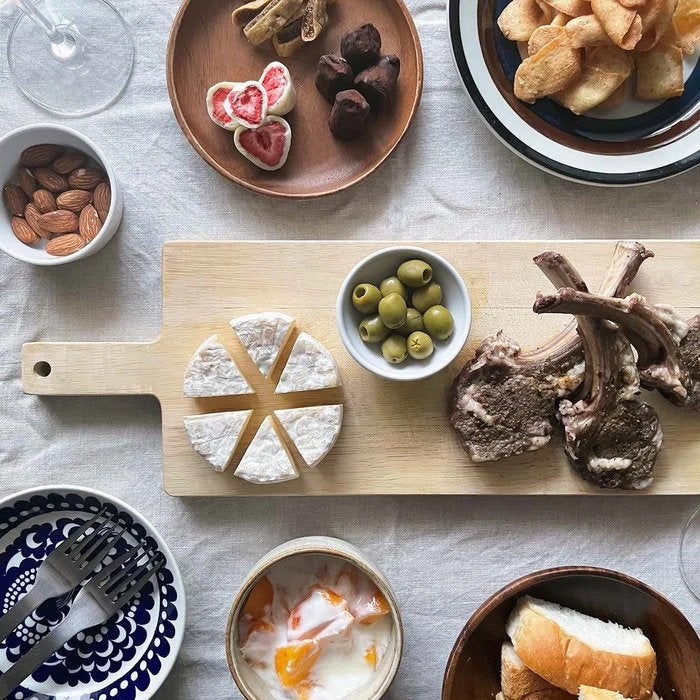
[239,617,273,645]
[275,641,320,687]
[243,575,274,619]
[364,642,378,668]
[358,588,391,625]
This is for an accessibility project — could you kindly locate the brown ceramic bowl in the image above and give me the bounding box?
[167,0,423,198]
[442,567,700,700]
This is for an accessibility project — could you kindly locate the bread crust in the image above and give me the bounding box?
[502,642,575,699]
[507,599,656,699]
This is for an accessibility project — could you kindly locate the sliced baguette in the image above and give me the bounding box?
[506,596,656,700]
[578,690,662,700]
[502,642,575,699]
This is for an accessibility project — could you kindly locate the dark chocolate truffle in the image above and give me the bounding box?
[329,89,370,141]
[354,54,401,112]
[315,54,355,103]
[340,23,382,72]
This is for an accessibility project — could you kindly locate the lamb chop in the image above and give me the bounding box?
[449,241,653,463]
[533,289,700,411]
[533,287,662,489]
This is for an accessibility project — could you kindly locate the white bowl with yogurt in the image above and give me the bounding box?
[226,536,403,700]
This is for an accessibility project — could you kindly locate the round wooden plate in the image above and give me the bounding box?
[167,0,423,198]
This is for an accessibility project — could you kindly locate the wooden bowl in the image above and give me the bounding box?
[167,0,423,198]
[442,567,700,700]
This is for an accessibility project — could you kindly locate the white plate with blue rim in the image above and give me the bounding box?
[448,0,700,185]
[0,486,185,700]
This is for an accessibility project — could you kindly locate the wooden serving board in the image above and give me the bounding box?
[21,241,700,497]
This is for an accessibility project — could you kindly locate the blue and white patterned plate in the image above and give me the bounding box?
[0,487,185,700]
[449,0,700,185]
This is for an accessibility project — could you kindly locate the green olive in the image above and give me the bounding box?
[397,259,433,288]
[378,293,407,329]
[352,283,382,314]
[412,282,443,313]
[407,331,434,360]
[423,305,455,340]
[381,334,408,364]
[379,276,408,301]
[398,308,424,337]
[359,315,390,343]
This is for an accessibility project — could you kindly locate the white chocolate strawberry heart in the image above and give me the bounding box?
[234,116,292,171]
[206,81,244,130]
[224,80,268,130]
[260,62,297,116]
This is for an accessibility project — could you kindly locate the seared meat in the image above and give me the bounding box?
[449,242,653,463]
[534,290,662,490]
[534,290,700,411]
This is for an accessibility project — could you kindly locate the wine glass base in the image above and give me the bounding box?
[8,0,135,117]
[680,504,700,600]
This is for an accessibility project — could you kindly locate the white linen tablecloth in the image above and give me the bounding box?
[0,1,698,697]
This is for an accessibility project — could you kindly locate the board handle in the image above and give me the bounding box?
[22,342,159,397]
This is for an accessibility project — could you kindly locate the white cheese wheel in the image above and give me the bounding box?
[183,335,254,398]
[230,312,295,378]
[275,333,341,394]
[184,410,253,472]
[274,405,343,467]
[234,416,299,484]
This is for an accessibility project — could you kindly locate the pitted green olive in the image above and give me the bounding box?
[398,308,424,337]
[407,331,434,359]
[379,276,408,300]
[378,293,407,329]
[381,334,408,364]
[423,305,454,340]
[412,282,443,313]
[352,283,382,314]
[359,315,390,343]
[397,259,433,288]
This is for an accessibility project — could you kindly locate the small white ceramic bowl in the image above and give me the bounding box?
[0,124,122,265]
[337,246,472,381]
[226,536,404,700]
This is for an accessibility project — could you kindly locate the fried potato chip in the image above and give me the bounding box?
[637,0,678,50]
[529,24,566,53]
[542,0,593,16]
[636,42,685,98]
[673,0,700,53]
[591,0,643,48]
[514,33,583,101]
[498,0,555,41]
[566,13,615,45]
[518,41,532,59]
[552,11,573,25]
[557,45,633,112]
[597,77,629,106]
[618,0,646,6]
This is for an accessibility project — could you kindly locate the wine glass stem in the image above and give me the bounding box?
[13,0,73,50]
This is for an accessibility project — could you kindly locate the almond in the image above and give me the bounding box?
[3,185,30,217]
[25,203,51,239]
[46,233,85,257]
[93,182,112,221]
[34,167,69,194]
[32,189,58,214]
[68,167,105,190]
[79,204,102,243]
[38,209,79,234]
[56,189,93,213]
[17,167,37,197]
[11,217,40,245]
[52,151,85,174]
[20,144,63,167]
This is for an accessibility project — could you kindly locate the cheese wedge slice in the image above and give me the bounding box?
[274,405,343,467]
[275,333,341,394]
[184,410,253,472]
[231,312,295,378]
[184,335,254,397]
[235,416,300,484]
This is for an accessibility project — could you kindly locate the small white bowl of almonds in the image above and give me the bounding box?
[0,124,122,265]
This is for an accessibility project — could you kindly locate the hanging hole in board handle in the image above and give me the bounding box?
[33,361,51,377]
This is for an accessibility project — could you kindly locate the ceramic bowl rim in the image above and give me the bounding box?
[336,245,472,381]
[225,536,404,700]
[0,123,120,266]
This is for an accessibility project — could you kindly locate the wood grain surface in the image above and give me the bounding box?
[166,0,423,197]
[21,240,700,497]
